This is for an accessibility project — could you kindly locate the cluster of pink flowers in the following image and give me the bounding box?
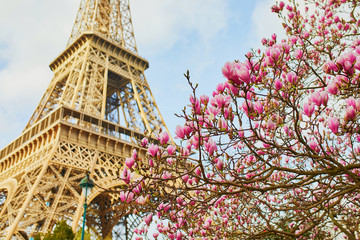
[124,1,360,239]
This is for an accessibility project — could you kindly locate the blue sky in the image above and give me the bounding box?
[0,0,283,148]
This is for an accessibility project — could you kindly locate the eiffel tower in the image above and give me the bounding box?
[0,0,170,239]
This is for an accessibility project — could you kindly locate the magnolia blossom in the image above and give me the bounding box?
[210,94,232,109]
[204,138,217,155]
[303,102,315,117]
[143,213,153,226]
[147,144,159,157]
[120,191,134,203]
[125,157,135,169]
[158,131,170,145]
[175,125,185,139]
[327,81,338,95]
[344,106,356,121]
[274,79,283,90]
[136,195,148,205]
[167,145,176,155]
[328,117,339,134]
[254,101,264,114]
[286,72,298,84]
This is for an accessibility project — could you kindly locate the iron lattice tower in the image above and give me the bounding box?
[0,0,170,239]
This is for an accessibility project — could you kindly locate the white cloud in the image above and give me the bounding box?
[250,0,285,44]
[130,0,229,55]
[0,0,78,146]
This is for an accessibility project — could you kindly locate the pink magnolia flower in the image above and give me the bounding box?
[189,94,196,105]
[176,232,183,240]
[334,16,340,23]
[216,159,224,170]
[200,94,210,105]
[141,137,148,147]
[204,138,217,155]
[327,81,338,95]
[147,143,159,157]
[224,107,233,120]
[328,117,339,134]
[241,100,253,115]
[132,184,142,194]
[167,158,175,165]
[125,157,135,169]
[158,203,171,213]
[217,118,228,131]
[162,171,172,179]
[309,91,323,106]
[328,60,338,71]
[207,106,221,117]
[158,131,170,145]
[267,119,277,130]
[224,81,240,95]
[354,56,360,71]
[183,125,192,136]
[246,90,254,100]
[235,66,251,84]
[132,149,137,160]
[336,74,348,84]
[324,61,338,73]
[119,191,126,202]
[308,141,319,153]
[344,106,356,121]
[337,52,357,75]
[191,98,201,114]
[210,94,232,109]
[271,5,280,13]
[175,125,185,139]
[265,46,281,65]
[303,102,315,117]
[279,1,285,9]
[272,33,277,41]
[153,233,159,238]
[288,12,295,19]
[195,167,202,176]
[181,148,190,157]
[346,97,360,111]
[176,196,184,205]
[182,174,189,183]
[167,233,175,240]
[294,49,303,59]
[120,191,134,203]
[167,145,176,155]
[254,101,264,114]
[321,92,328,106]
[274,79,283,90]
[143,213,153,226]
[127,192,134,203]
[216,83,225,92]
[222,62,235,80]
[149,158,154,167]
[121,167,132,184]
[136,195,148,205]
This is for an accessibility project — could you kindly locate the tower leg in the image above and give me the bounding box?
[5,161,49,240]
[72,185,86,232]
